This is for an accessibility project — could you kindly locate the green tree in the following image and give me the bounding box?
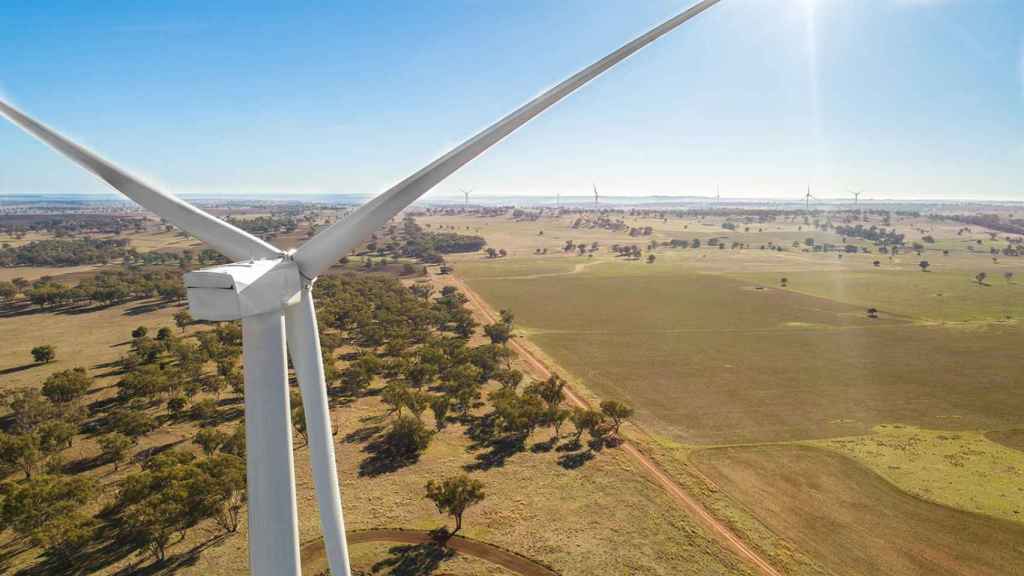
[194,429,231,455]
[37,419,77,453]
[173,309,192,331]
[109,408,158,438]
[0,474,96,554]
[131,326,149,339]
[31,344,55,363]
[976,271,988,285]
[0,432,41,478]
[424,474,485,536]
[599,400,634,436]
[483,322,511,346]
[98,432,135,470]
[7,389,54,434]
[430,395,450,430]
[41,367,92,405]
[385,414,434,457]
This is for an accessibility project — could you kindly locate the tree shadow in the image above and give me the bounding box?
[343,424,384,445]
[369,542,454,576]
[557,449,595,470]
[0,363,39,376]
[460,412,529,472]
[358,431,425,477]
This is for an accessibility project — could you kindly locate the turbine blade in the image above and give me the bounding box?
[0,98,281,262]
[284,290,351,576]
[294,0,721,278]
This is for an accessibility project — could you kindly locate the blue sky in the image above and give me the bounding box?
[1,0,1021,200]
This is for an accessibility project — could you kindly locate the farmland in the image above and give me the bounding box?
[423,207,1024,573]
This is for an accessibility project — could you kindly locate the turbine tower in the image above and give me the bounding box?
[852,190,861,206]
[0,1,721,574]
[462,188,472,210]
[593,183,599,207]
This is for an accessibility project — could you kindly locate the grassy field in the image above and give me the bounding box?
[692,444,1024,576]
[813,425,1024,525]
[461,263,1024,444]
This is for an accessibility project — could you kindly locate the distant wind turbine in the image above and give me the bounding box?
[593,183,599,207]
[0,1,722,575]
[462,188,472,210]
[804,186,816,211]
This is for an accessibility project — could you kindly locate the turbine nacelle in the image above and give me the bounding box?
[184,257,302,321]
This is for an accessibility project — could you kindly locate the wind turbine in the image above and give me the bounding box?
[851,189,861,206]
[0,1,721,575]
[461,188,472,211]
[804,185,816,211]
[593,183,600,207]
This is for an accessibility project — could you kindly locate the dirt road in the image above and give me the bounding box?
[446,274,782,576]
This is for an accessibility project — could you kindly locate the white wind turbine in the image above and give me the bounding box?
[0,1,721,575]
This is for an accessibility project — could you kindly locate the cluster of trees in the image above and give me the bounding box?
[20,268,185,309]
[399,218,486,263]
[1,314,251,568]
[310,274,634,476]
[0,238,130,268]
[834,224,905,247]
[2,258,635,567]
[0,215,147,239]
[225,215,298,239]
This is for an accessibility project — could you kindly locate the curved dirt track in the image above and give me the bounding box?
[302,529,558,576]
[447,273,782,576]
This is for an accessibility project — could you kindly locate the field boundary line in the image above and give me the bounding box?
[445,273,783,576]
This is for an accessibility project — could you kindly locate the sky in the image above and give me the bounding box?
[0,0,1021,201]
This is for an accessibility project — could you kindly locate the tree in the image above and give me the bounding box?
[0,432,41,478]
[200,454,247,533]
[109,408,158,438]
[0,474,96,554]
[570,407,605,443]
[0,280,16,301]
[1005,271,1015,284]
[646,254,656,264]
[7,389,54,433]
[867,307,879,319]
[483,322,511,346]
[98,432,135,470]
[424,474,485,536]
[156,326,173,341]
[173,309,192,331]
[430,395,450,430]
[599,400,634,436]
[31,344,55,363]
[37,419,77,453]
[384,414,434,457]
[167,395,188,417]
[976,272,988,285]
[918,260,930,272]
[131,326,149,339]
[194,429,231,455]
[41,367,92,405]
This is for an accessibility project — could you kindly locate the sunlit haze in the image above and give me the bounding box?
[1,0,1021,201]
